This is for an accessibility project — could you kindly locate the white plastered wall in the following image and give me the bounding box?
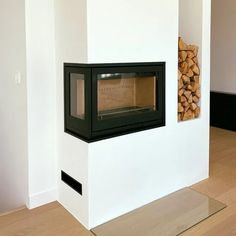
[211,0,236,93]
[179,0,203,112]
[0,0,58,213]
[0,0,28,213]
[87,0,210,228]
[25,0,57,208]
[179,0,202,65]
[54,0,90,228]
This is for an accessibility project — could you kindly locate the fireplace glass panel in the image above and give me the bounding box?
[70,73,85,120]
[97,72,157,120]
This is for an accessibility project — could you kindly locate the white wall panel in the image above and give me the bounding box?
[0,0,28,213]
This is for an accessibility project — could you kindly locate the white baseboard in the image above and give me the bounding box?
[27,187,58,209]
[0,205,26,217]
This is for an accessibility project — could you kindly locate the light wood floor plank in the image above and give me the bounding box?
[181,127,236,236]
[0,202,93,236]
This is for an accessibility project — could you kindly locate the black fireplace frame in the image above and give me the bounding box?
[64,62,165,142]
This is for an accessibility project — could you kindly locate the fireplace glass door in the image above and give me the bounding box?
[70,73,85,120]
[92,65,164,134]
[97,73,157,120]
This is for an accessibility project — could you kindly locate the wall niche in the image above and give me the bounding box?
[178,0,202,122]
[178,37,201,121]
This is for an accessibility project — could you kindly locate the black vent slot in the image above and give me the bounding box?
[61,171,82,195]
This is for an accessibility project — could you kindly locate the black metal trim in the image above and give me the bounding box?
[61,171,82,195]
[64,67,92,139]
[64,62,165,68]
[210,91,236,131]
[65,119,165,142]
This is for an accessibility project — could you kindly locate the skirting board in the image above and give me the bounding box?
[0,206,26,217]
[210,91,236,131]
[27,187,57,209]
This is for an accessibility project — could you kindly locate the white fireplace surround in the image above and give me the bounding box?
[53,0,211,229]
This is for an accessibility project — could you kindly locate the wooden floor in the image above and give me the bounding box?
[0,127,235,236]
[181,127,236,236]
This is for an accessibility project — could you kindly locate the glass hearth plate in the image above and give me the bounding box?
[91,188,226,236]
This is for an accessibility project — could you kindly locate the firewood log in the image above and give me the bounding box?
[178,79,184,89]
[191,64,200,75]
[180,62,189,75]
[193,46,199,56]
[184,105,190,112]
[182,75,190,84]
[178,103,184,113]
[192,76,200,83]
[178,88,185,97]
[178,113,182,121]
[183,110,194,121]
[186,69,194,78]
[190,103,197,111]
[187,50,195,59]
[188,95,193,103]
[179,37,188,50]
[193,96,199,103]
[180,96,187,103]
[190,82,200,92]
[192,57,199,65]
[178,70,182,80]
[194,106,200,117]
[195,89,201,98]
[186,58,194,68]
[182,101,189,107]
[184,90,192,99]
[188,45,199,56]
[179,51,187,61]
[187,85,193,91]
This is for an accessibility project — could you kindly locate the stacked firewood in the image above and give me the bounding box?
[178,37,201,121]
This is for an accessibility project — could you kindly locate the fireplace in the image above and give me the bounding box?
[64,62,165,142]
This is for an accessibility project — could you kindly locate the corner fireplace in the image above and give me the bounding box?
[64,62,165,142]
